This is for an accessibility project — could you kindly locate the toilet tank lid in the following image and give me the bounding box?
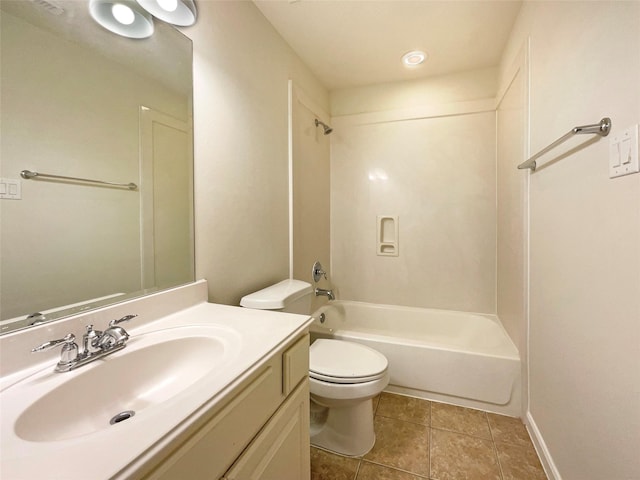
[240,279,312,310]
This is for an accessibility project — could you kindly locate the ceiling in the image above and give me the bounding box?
[253,0,522,91]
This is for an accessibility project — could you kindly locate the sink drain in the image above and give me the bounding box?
[110,410,135,425]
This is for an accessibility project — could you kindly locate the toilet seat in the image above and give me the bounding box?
[309,370,386,384]
[310,339,388,385]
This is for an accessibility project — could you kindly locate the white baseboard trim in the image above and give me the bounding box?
[526,411,562,480]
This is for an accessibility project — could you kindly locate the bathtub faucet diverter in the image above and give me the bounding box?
[315,288,335,301]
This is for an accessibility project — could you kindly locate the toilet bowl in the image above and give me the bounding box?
[240,279,390,456]
[308,339,389,456]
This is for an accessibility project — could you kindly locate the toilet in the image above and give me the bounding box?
[240,279,389,456]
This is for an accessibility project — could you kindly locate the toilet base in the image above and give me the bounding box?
[310,397,375,457]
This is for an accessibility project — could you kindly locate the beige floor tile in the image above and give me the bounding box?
[487,413,531,447]
[311,447,359,480]
[431,402,491,439]
[496,441,548,480]
[364,416,430,477]
[356,461,426,479]
[430,429,501,480]
[376,392,431,426]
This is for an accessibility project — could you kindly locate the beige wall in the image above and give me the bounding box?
[331,67,497,116]
[330,74,498,313]
[500,2,640,479]
[291,86,331,312]
[183,2,329,305]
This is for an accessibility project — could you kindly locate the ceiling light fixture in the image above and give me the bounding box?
[136,0,197,26]
[89,0,154,38]
[402,50,427,67]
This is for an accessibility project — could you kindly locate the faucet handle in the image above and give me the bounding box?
[32,333,76,352]
[312,261,328,282]
[109,314,138,327]
[32,333,79,366]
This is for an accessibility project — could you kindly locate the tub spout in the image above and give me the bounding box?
[315,288,335,301]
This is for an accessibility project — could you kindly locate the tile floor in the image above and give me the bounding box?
[310,392,547,480]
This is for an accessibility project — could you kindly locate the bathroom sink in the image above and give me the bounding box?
[9,325,241,443]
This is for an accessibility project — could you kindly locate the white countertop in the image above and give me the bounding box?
[0,283,312,480]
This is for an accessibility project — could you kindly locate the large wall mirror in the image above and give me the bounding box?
[0,0,194,334]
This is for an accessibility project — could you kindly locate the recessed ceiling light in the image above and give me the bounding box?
[402,50,427,67]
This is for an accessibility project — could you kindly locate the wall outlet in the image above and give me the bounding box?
[609,124,639,178]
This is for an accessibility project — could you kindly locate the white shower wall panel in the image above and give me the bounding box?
[330,110,497,314]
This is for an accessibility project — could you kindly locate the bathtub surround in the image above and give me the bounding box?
[331,100,497,313]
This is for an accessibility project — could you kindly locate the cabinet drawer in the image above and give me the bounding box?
[282,334,309,396]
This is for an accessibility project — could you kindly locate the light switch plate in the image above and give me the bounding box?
[609,124,639,178]
[0,178,22,199]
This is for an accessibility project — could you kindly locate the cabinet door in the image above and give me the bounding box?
[223,380,310,480]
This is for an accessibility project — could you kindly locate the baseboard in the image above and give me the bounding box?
[526,411,562,480]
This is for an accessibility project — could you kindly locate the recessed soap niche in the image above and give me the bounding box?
[377,215,398,256]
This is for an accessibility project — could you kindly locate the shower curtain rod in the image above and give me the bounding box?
[517,117,611,171]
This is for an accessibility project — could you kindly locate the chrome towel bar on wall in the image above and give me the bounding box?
[517,117,612,171]
[20,170,138,190]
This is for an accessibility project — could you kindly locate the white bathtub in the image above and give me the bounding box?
[310,301,521,416]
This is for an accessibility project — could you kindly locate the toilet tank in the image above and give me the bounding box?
[240,279,313,314]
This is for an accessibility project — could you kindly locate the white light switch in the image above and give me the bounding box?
[0,178,22,200]
[609,124,639,178]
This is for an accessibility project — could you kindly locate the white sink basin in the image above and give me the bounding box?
[6,325,241,443]
[0,291,312,480]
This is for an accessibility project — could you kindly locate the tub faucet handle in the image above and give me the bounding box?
[312,261,327,282]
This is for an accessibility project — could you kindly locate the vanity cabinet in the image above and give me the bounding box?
[222,380,309,480]
[140,333,310,480]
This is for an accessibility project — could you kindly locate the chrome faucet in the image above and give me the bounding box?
[32,314,138,372]
[315,288,335,301]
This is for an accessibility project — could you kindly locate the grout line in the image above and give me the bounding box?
[428,401,432,479]
[353,457,361,480]
[487,412,505,480]
[429,425,494,442]
[360,459,430,479]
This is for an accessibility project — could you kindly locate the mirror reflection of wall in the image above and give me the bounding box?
[0,1,194,333]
